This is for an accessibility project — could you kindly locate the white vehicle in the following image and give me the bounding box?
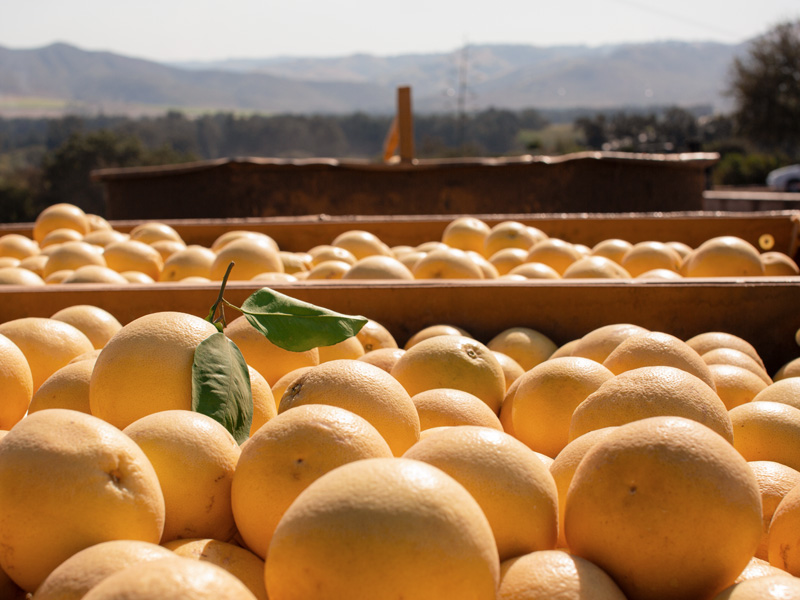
[766,164,800,192]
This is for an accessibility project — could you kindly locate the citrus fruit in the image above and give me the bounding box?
[265,457,500,600]
[231,404,392,559]
[686,331,765,367]
[620,241,682,276]
[356,319,398,352]
[306,259,351,279]
[713,575,800,599]
[591,238,633,264]
[442,217,492,253]
[683,236,765,277]
[316,335,366,362]
[569,365,733,443]
[83,229,128,248]
[767,484,800,574]
[752,378,800,409]
[709,363,770,409]
[247,365,276,436]
[498,549,627,600]
[28,358,95,414]
[358,347,406,373]
[602,330,716,390]
[570,323,649,363]
[549,338,582,359]
[270,366,315,408]
[549,427,618,548]
[32,203,89,243]
[761,251,800,276]
[0,409,165,592]
[123,410,241,544]
[223,315,319,386]
[405,426,559,560]
[734,556,792,583]
[80,556,257,599]
[129,222,183,245]
[511,357,614,457]
[0,234,39,260]
[163,538,267,600]
[160,245,216,281]
[775,358,800,381]
[211,237,283,280]
[89,311,218,429]
[211,230,277,254]
[308,245,357,266]
[525,238,581,275]
[63,265,129,284]
[411,388,503,431]
[41,241,105,278]
[484,221,543,257]
[488,247,529,275]
[636,268,684,279]
[0,266,45,285]
[507,261,561,279]
[703,348,772,385]
[0,317,93,392]
[51,304,123,349]
[404,324,472,349]
[391,335,506,413]
[562,256,632,278]
[412,247,485,279]
[0,333,33,429]
[342,255,414,280]
[104,240,164,280]
[32,540,173,600]
[332,230,392,260]
[487,326,557,371]
[729,401,800,471]
[279,359,419,455]
[748,460,800,560]
[492,350,525,389]
[565,416,762,600]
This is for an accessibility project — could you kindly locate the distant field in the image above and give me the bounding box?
[0,96,234,119]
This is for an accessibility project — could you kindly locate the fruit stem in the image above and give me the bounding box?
[206,262,235,329]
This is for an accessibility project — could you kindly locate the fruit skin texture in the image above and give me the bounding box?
[0,333,33,429]
[32,540,174,600]
[568,365,733,444]
[411,388,503,431]
[164,538,267,600]
[80,556,257,600]
[767,484,800,575]
[123,410,241,544]
[265,457,500,600]
[279,359,419,456]
[549,427,618,549]
[0,409,165,592]
[0,317,94,392]
[498,549,627,600]
[28,358,95,414]
[51,305,123,350]
[487,327,557,371]
[569,323,649,364]
[748,460,800,560]
[511,357,614,458]
[404,426,559,561]
[565,416,762,600]
[391,335,506,414]
[729,401,800,472]
[232,404,393,559]
[712,575,800,599]
[89,311,219,430]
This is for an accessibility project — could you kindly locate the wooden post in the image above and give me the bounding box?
[397,86,414,163]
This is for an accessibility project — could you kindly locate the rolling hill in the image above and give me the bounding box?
[0,41,744,117]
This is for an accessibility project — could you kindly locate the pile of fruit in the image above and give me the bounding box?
[1,203,798,286]
[1,292,800,598]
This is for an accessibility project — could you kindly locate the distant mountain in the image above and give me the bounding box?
[0,41,744,117]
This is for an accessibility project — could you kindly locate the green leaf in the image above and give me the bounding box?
[191,332,253,445]
[240,287,368,352]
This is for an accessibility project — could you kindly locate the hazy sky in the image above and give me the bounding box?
[2,0,799,62]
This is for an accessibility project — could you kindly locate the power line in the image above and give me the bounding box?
[605,0,747,41]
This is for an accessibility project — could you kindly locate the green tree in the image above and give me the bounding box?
[38,130,195,217]
[728,20,800,157]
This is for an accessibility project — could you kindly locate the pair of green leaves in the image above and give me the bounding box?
[191,280,368,444]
